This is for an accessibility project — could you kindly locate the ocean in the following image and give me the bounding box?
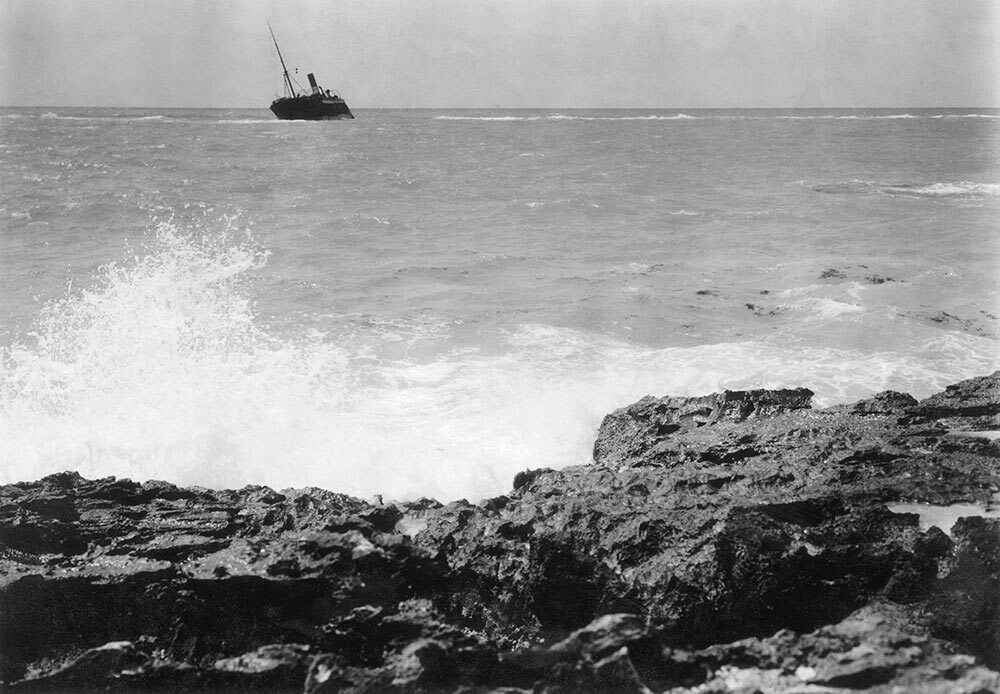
[1,107,998,502]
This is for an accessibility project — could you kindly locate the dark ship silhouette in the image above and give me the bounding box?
[268,25,354,120]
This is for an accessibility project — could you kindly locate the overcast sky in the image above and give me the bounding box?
[1,0,997,109]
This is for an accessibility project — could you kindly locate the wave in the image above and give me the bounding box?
[785,297,867,319]
[548,114,697,121]
[436,115,544,121]
[740,113,1000,121]
[436,112,999,123]
[810,179,1000,200]
[775,114,920,120]
[1,221,996,502]
[435,113,698,122]
[883,182,1000,197]
[39,113,173,123]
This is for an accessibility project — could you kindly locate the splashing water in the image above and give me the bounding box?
[1,220,996,502]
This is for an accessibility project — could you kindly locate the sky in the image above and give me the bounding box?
[1,0,998,109]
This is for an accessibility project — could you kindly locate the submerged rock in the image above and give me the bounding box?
[1,372,998,692]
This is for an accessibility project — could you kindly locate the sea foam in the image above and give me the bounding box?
[1,223,996,501]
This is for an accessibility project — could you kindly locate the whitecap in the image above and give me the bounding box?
[2,224,996,502]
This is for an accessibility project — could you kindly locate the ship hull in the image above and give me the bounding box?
[270,95,354,120]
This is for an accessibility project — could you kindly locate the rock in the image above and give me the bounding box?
[850,390,919,415]
[866,274,895,285]
[665,603,1000,693]
[213,643,313,685]
[512,467,555,491]
[8,641,147,691]
[926,517,1000,667]
[549,614,650,662]
[416,376,1000,658]
[3,373,1000,692]
[907,371,1000,428]
[387,638,455,686]
[303,655,357,694]
[0,475,446,685]
[592,387,814,467]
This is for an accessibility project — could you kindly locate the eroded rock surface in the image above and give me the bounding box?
[2,372,998,692]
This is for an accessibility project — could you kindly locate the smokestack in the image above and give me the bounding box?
[307,73,320,95]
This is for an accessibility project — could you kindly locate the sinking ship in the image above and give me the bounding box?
[267,25,354,120]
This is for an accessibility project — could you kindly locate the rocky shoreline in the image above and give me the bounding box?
[1,372,998,693]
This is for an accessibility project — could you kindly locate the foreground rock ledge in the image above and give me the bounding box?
[1,372,998,693]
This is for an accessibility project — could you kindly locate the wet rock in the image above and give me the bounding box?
[0,475,446,685]
[8,641,147,691]
[417,375,1000,659]
[386,638,455,687]
[2,373,1000,692]
[926,516,1000,667]
[908,371,1000,428]
[592,387,814,467]
[866,274,895,284]
[667,602,1000,693]
[212,643,314,686]
[850,389,920,415]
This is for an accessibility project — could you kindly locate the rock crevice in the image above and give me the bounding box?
[2,372,998,692]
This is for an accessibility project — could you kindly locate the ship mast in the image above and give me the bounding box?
[268,23,296,97]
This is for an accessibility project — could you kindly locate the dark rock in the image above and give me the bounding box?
[589,647,652,694]
[209,643,314,690]
[592,387,813,467]
[3,373,1000,692]
[926,517,1000,667]
[908,371,1000,428]
[0,475,447,685]
[548,613,652,664]
[512,468,554,491]
[386,638,456,686]
[357,504,404,533]
[851,389,920,415]
[9,641,147,691]
[683,602,1000,693]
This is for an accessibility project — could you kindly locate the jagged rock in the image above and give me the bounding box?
[850,389,919,415]
[592,387,814,467]
[926,516,1000,666]
[0,476,446,685]
[415,374,1000,656]
[11,640,315,692]
[907,371,1000,428]
[8,641,147,691]
[2,372,1000,693]
[665,602,1000,694]
[212,643,314,686]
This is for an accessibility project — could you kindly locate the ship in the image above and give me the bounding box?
[267,24,354,120]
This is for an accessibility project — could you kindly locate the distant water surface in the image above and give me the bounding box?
[1,107,998,500]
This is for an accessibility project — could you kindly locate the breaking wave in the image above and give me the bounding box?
[435,114,698,121]
[436,112,999,122]
[884,182,1000,197]
[39,113,173,123]
[0,221,996,502]
[810,179,1000,200]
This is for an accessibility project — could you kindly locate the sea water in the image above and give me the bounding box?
[1,107,998,501]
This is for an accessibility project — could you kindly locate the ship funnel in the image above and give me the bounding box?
[307,73,321,95]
